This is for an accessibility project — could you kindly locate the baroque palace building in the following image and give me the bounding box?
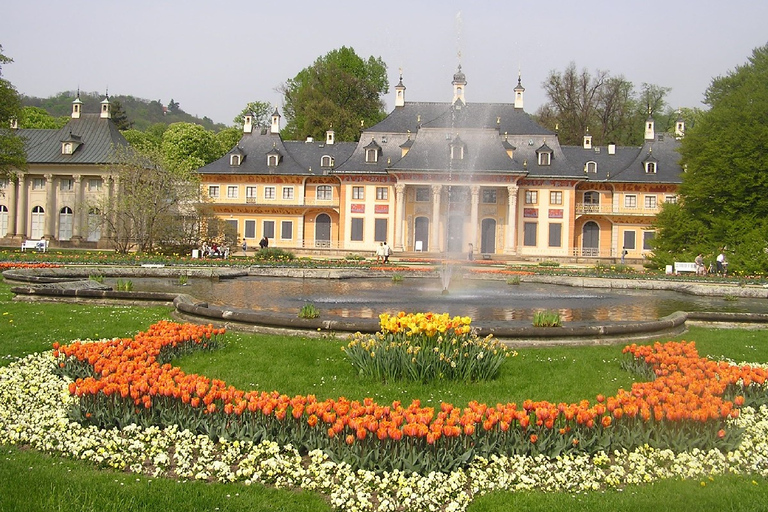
[199,67,684,261]
[2,95,126,247]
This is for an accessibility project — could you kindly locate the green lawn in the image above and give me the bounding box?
[1,277,768,511]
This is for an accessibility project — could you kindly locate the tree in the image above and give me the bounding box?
[0,45,26,176]
[279,46,389,142]
[93,146,203,253]
[535,63,670,146]
[232,101,272,128]
[160,123,221,172]
[167,99,180,114]
[109,99,133,130]
[18,106,68,129]
[651,44,768,273]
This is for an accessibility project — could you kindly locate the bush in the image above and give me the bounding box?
[253,247,296,262]
[506,276,521,285]
[298,303,320,319]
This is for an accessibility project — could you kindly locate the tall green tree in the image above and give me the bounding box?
[232,101,272,128]
[279,46,389,142]
[0,45,26,176]
[160,123,221,172]
[651,44,768,273]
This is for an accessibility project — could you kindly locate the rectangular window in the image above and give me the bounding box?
[549,191,563,205]
[263,220,275,239]
[317,185,332,200]
[208,185,220,198]
[482,189,497,204]
[624,195,637,209]
[352,186,364,200]
[87,179,102,192]
[244,220,256,239]
[282,186,294,200]
[644,195,657,209]
[227,185,238,199]
[374,218,387,242]
[523,222,537,246]
[623,230,636,250]
[264,186,275,200]
[415,187,430,202]
[548,223,562,247]
[351,218,364,241]
[60,179,73,191]
[280,220,293,240]
[643,231,655,251]
[32,178,45,190]
[376,187,388,200]
[665,195,677,204]
[525,190,538,205]
[226,219,238,236]
[246,186,257,203]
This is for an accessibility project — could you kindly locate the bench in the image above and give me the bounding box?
[21,239,48,252]
[673,262,697,273]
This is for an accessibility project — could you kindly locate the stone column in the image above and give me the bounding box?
[506,184,519,254]
[6,176,17,237]
[71,175,83,240]
[43,174,56,239]
[431,184,442,252]
[469,185,480,253]
[394,183,405,251]
[15,174,27,238]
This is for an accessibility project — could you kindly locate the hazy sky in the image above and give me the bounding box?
[2,0,766,126]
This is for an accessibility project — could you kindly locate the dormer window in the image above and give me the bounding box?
[267,145,281,167]
[61,132,82,155]
[63,142,73,155]
[585,161,597,173]
[536,142,553,166]
[364,139,381,164]
[645,161,657,173]
[450,136,466,160]
[643,151,658,173]
[320,155,334,168]
[230,154,241,166]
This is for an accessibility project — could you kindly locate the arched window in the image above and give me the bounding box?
[59,206,73,241]
[30,206,45,239]
[0,205,8,237]
[87,208,101,242]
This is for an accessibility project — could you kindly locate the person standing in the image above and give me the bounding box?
[716,250,727,275]
[241,240,247,255]
[376,242,385,263]
[695,253,705,275]
[468,243,474,261]
[259,237,269,250]
[382,241,391,263]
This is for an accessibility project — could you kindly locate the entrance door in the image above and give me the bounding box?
[480,218,496,254]
[315,213,331,248]
[582,221,599,256]
[414,216,429,251]
[30,206,44,239]
[59,207,73,241]
[446,215,464,253]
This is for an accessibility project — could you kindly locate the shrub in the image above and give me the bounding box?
[506,276,521,285]
[298,303,320,319]
[538,261,560,267]
[89,274,104,283]
[253,247,296,262]
[343,312,513,383]
[115,279,133,292]
[391,273,404,282]
[533,310,562,327]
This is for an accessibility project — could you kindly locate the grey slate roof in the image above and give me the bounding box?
[18,114,128,164]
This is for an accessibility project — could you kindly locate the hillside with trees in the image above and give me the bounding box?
[21,90,227,132]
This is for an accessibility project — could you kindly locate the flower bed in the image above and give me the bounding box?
[1,320,768,510]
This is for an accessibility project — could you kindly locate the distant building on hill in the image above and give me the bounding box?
[2,94,126,248]
[198,67,683,261]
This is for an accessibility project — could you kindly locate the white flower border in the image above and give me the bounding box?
[2,349,768,512]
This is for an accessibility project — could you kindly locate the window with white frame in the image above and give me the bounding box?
[230,154,241,166]
[280,220,293,240]
[665,195,677,204]
[321,155,334,168]
[623,230,636,250]
[586,161,597,173]
[244,220,256,238]
[525,190,538,205]
[624,195,637,209]
[87,178,102,192]
[352,186,364,200]
[32,178,45,190]
[365,148,378,163]
[227,185,238,199]
[208,185,220,198]
[376,187,388,200]
[538,152,551,166]
[317,185,332,200]
[550,191,563,205]
[263,220,275,238]
[60,179,74,192]
[643,231,655,250]
[246,186,257,202]
[267,154,279,166]
[644,195,657,209]
[0,179,8,189]
[264,186,276,200]
[282,186,294,200]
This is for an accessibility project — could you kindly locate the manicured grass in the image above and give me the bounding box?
[2,276,768,511]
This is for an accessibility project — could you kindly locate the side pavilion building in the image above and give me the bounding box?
[198,68,683,261]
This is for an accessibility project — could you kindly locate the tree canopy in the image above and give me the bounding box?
[650,44,768,273]
[232,101,272,129]
[535,62,672,146]
[279,47,389,142]
[0,45,26,176]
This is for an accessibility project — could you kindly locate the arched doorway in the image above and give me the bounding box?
[30,206,44,239]
[414,216,429,251]
[0,205,7,237]
[480,218,496,254]
[87,208,101,242]
[315,213,331,248]
[582,221,600,257]
[446,215,464,253]
[59,206,73,241]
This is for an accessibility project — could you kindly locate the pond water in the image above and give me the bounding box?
[118,276,768,325]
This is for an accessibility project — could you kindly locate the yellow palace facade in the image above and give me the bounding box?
[198,68,683,261]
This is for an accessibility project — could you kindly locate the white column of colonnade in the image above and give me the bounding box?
[430,184,442,252]
[394,183,405,251]
[506,184,518,254]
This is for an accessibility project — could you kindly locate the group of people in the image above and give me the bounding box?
[201,241,229,259]
[240,237,269,254]
[375,242,392,263]
[694,250,729,276]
